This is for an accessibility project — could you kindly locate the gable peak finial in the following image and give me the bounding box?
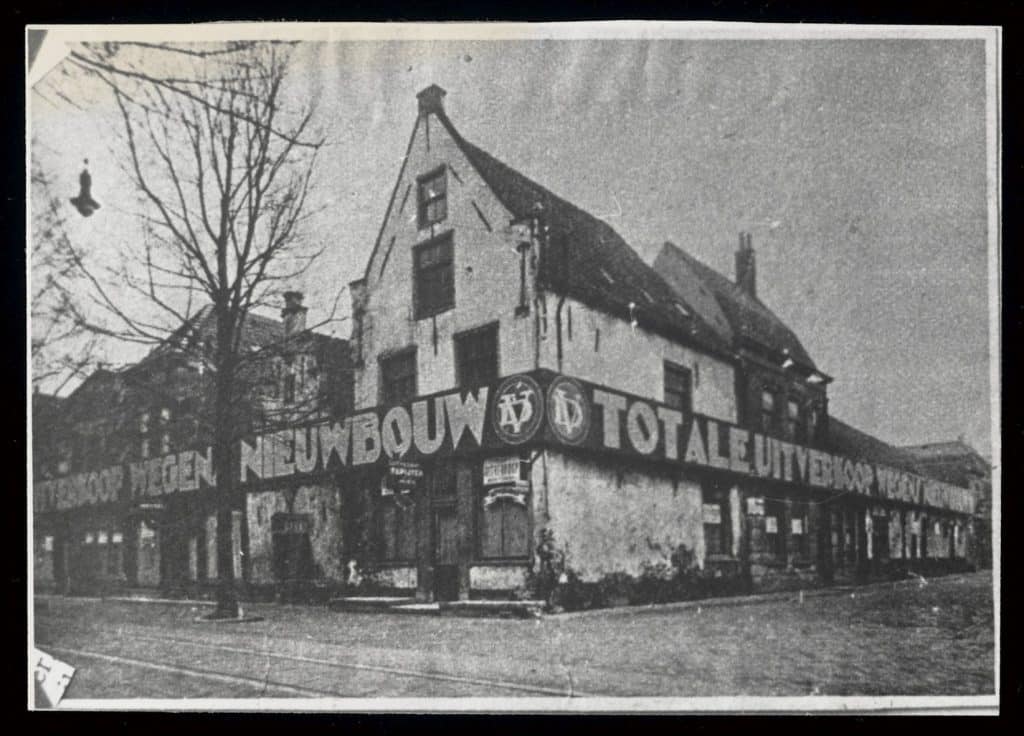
[417,84,447,115]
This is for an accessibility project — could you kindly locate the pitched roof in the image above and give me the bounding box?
[434,112,734,360]
[654,241,817,369]
[825,416,922,475]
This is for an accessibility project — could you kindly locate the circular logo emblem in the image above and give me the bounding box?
[492,375,544,445]
[546,376,590,445]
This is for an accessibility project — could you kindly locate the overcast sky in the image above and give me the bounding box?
[29,30,996,457]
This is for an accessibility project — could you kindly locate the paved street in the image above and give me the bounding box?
[34,571,994,702]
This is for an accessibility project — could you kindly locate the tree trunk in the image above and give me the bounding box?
[211,302,240,619]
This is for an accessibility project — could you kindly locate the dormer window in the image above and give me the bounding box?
[417,167,447,229]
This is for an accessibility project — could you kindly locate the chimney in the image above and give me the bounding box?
[735,232,756,298]
[417,84,447,116]
[281,291,307,337]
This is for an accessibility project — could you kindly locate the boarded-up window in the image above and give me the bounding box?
[479,495,529,559]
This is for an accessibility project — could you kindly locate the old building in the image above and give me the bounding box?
[336,85,977,602]
[32,298,351,596]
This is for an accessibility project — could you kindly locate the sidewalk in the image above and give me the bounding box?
[35,571,976,619]
[550,572,970,620]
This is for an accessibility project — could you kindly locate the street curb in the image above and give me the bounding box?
[546,573,976,621]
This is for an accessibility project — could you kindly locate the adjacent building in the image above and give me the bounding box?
[32,299,351,596]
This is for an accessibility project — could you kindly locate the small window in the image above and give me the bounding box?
[160,407,172,423]
[139,412,150,434]
[140,438,150,460]
[417,167,447,229]
[785,399,799,440]
[664,361,693,412]
[455,324,499,387]
[414,234,455,319]
[380,349,417,406]
[159,432,171,455]
[760,390,776,433]
[639,288,654,304]
[283,370,296,404]
[673,302,690,318]
[479,493,529,559]
[599,268,615,284]
[807,406,820,443]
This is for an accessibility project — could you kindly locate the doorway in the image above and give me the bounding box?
[432,505,459,601]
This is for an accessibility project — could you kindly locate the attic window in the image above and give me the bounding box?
[417,167,447,229]
[673,302,690,318]
[599,268,615,284]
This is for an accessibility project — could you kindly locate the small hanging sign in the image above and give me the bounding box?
[765,516,778,534]
[746,497,765,516]
[791,518,804,535]
[483,455,522,486]
[386,460,424,494]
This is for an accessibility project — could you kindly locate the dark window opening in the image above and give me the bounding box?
[455,324,499,387]
[760,390,777,434]
[414,234,454,319]
[786,399,800,440]
[417,167,447,229]
[380,349,417,406]
[664,361,693,412]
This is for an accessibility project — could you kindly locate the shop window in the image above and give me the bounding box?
[764,499,786,559]
[417,167,447,229]
[380,349,417,406]
[664,361,693,412]
[479,493,529,559]
[414,233,454,319]
[379,499,416,562]
[791,503,809,558]
[760,390,777,434]
[455,323,499,388]
[702,485,730,557]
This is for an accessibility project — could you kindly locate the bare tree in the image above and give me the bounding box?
[59,41,330,618]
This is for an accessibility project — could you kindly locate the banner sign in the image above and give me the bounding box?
[538,373,975,516]
[483,484,529,508]
[33,370,974,516]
